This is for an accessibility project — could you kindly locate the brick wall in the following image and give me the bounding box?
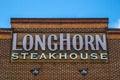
[0,18,120,80]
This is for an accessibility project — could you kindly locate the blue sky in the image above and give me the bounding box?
[0,0,120,28]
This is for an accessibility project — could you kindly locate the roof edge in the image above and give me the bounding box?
[11,18,108,23]
[0,28,12,33]
[107,29,120,34]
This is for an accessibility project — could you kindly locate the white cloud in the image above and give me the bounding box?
[112,19,120,28]
[118,19,120,28]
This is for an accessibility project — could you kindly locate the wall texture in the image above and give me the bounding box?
[0,18,120,80]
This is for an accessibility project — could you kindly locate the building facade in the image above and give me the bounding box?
[0,18,120,80]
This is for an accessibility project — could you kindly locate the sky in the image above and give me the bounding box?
[0,0,120,28]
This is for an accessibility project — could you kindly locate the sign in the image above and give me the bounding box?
[11,33,108,62]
